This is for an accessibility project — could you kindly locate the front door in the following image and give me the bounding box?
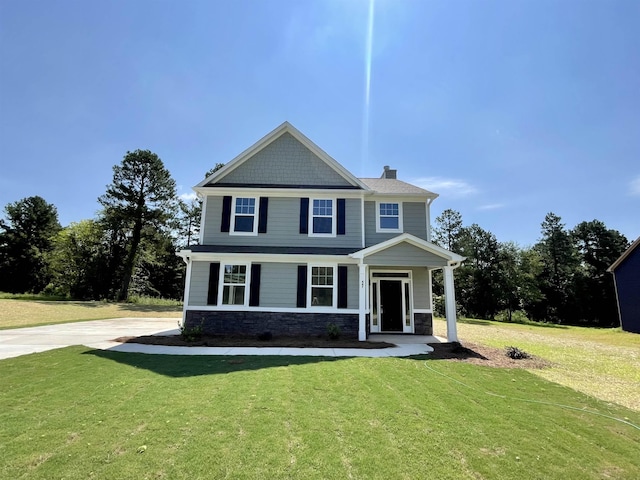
[380,280,403,331]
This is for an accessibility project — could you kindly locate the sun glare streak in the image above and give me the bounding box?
[362,0,375,175]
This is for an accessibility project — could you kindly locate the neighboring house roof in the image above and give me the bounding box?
[196,121,369,191]
[350,233,465,264]
[607,236,640,272]
[358,178,437,197]
[184,245,359,255]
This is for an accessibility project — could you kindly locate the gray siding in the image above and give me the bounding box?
[365,242,448,267]
[260,263,298,308]
[189,261,211,306]
[214,133,354,187]
[202,196,362,248]
[346,264,359,309]
[364,201,428,246]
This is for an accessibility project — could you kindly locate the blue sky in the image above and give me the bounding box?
[1,0,638,247]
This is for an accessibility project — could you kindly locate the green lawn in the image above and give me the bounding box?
[433,318,640,411]
[1,347,639,479]
[0,299,181,330]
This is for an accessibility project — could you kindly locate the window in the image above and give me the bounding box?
[232,197,257,234]
[310,266,334,307]
[311,199,334,235]
[377,202,402,232]
[221,264,247,305]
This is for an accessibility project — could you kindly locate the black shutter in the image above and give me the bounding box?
[337,198,346,235]
[221,196,232,232]
[207,262,220,305]
[296,265,307,307]
[299,198,309,234]
[337,265,348,308]
[258,197,268,234]
[249,264,261,306]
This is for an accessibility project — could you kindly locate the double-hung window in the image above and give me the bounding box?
[311,199,334,236]
[221,264,248,305]
[232,197,257,235]
[310,266,334,307]
[377,202,402,232]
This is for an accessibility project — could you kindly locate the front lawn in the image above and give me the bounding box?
[1,347,638,479]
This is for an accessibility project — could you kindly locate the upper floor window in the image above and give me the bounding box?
[232,197,257,235]
[377,202,402,233]
[311,199,335,236]
[222,264,247,305]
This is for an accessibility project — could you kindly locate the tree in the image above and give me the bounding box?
[99,150,177,301]
[0,196,61,293]
[433,209,463,251]
[204,163,226,179]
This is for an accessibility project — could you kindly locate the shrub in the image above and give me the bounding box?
[326,323,341,340]
[505,346,530,359]
[179,320,204,342]
[495,310,530,323]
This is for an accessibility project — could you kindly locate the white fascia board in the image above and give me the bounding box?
[183,252,360,264]
[194,186,370,199]
[350,233,466,263]
[366,193,438,202]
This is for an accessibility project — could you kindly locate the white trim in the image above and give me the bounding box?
[607,236,640,272]
[351,232,466,263]
[425,198,433,242]
[375,201,403,234]
[360,197,365,248]
[369,269,414,334]
[181,257,192,325]
[229,196,259,236]
[413,308,433,314]
[195,187,369,199]
[308,263,337,308]
[443,265,458,342]
[196,122,370,190]
[218,262,251,307]
[178,252,358,264]
[358,262,367,341]
[184,305,360,314]
[308,198,336,237]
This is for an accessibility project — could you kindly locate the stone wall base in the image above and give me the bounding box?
[185,310,359,339]
[414,312,433,335]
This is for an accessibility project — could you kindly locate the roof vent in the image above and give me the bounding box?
[381,165,397,179]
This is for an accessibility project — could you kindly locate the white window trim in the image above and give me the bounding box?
[308,198,336,237]
[218,262,251,307]
[230,196,258,236]
[375,201,403,233]
[307,263,337,308]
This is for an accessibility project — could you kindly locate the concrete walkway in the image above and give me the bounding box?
[0,318,436,360]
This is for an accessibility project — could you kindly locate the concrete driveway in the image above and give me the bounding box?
[0,318,435,359]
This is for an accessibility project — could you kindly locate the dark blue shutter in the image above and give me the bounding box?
[299,198,309,234]
[297,265,307,307]
[221,196,232,232]
[337,198,346,235]
[337,265,348,308]
[258,197,268,234]
[249,264,261,306]
[207,263,220,305]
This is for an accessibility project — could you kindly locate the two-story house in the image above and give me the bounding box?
[178,122,464,342]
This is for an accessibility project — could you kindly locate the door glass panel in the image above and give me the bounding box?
[404,283,411,326]
[372,283,378,326]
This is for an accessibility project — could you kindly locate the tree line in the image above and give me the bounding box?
[0,150,630,327]
[432,209,629,327]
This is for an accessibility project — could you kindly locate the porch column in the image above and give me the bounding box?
[358,262,367,341]
[443,266,458,342]
[181,256,192,328]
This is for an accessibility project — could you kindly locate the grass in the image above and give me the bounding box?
[0,299,181,330]
[433,317,640,411]
[1,347,639,479]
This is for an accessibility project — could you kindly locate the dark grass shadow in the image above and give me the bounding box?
[420,342,489,361]
[24,300,182,312]
[458,317,569,330]
[83,348,344,377]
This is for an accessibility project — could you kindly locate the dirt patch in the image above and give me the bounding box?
[114,335,395,349]
[426,342,550,369]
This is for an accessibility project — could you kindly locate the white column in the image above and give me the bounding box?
[443,266,458,342]
[358,262,367,341]
[181,257,192,327]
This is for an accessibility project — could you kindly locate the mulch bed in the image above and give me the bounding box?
[113,335,395,349]
[426,342,550,369]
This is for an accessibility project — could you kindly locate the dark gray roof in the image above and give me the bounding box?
[187,245,359,255]
[358,178,436,196]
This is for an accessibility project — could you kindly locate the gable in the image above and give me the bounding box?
[363,242,449,267]
[208,132,357,188]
